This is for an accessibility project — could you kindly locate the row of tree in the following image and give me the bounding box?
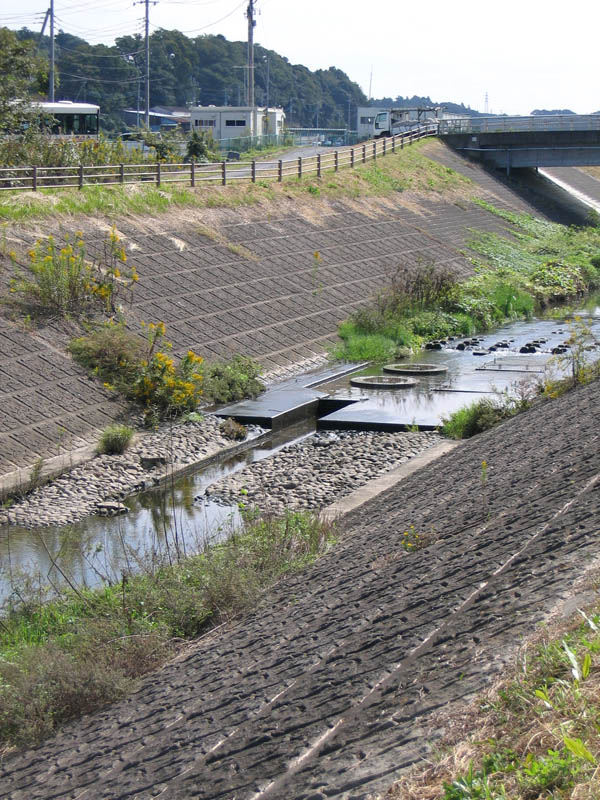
[8,26,486,134]
[10,27,366,133]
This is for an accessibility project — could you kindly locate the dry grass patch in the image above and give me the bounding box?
[376,602,600,799]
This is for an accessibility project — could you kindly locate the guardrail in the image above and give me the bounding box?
[0,125,437,193]
[439,114,600,135]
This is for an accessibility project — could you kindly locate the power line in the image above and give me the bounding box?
[162,0,246,34]
[53,15,143,36]
[59,70,168,84]
[57,43,146,57]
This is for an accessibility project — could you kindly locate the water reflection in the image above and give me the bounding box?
[2,298,599,605]
[0,426,315,604]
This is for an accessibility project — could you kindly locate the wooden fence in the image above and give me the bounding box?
[0,125,438,192]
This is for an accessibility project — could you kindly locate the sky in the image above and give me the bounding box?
[1,0,598,116]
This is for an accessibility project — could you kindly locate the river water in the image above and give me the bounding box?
[2,297,599,606]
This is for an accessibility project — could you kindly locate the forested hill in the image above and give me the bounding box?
[16,28,368,133]
[16,27,484,133]
[370,94,484,117]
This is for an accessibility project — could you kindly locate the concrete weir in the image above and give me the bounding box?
[214,311,598,433]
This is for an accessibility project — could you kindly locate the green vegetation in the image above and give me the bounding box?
[441,393,532,439]
[543,315,600,398]
[0,140,465,223]
[392,608,600,799]
[333,204,600,362]
[218,418,248,441]
[0,28,48,136]
[71,321,203,426]
[202,354,265,405]
[0,510,335,749]
[69,320,144,384]
[8,228,138,316]
[69,322,264,424]
[97,424,135,455]
[15,27,366,134]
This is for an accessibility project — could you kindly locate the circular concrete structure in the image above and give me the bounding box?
[382,363,448,376]
[349,375,418,389]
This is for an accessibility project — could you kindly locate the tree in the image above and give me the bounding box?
[185,129,215,162]
[0,27,48,134]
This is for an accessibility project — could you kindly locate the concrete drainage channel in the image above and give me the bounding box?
[1,304,599,601]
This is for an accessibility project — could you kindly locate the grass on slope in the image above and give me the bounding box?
[0,509,335,752]
[384,593,600,799]
[0,140,471,223]
[332,202,600,362]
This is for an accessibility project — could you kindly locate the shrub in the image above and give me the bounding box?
[442,393,531,439]
[71,324,264,423]
[202,354,264,404]
[10,234,95,315]
[130,323,204,423]
[219,417,247,441]
[69,321,145,386]
[0,511,334,749]
[185,130,217,162]
[489,282,534,319]
[378,261,460,316]
[0,641,132,747]
[97,424,135,455]
[9,228,138,316]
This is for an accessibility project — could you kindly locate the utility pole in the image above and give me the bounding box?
[264,55,270,110]
[246,0,255,133]
[144,0,150,127]
[134,0,157,127]
[38,7,50,49]
[49,0,55,101]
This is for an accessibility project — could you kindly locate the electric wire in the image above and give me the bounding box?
[152,0,246,34]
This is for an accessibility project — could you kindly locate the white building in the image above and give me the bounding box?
[189,106,285,140]
[356,107,384,140]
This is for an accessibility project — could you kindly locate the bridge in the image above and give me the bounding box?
[438,114,600,173]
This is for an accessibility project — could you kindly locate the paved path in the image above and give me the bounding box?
[541,165,600,211]
[2,378,599,799]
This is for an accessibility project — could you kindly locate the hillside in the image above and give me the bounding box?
[0,138,590,485]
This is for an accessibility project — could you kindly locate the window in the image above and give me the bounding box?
[225,119,246,127]
[360,116,374,124]
[195,119,215,127]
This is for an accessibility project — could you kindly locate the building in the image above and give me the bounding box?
[356,107,383,140]
[358,106,474,140]
[189,106,285,140]
[121,107,190,132]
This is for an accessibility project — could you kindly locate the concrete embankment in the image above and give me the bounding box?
[2,370,598,799]
[0,140,591,483]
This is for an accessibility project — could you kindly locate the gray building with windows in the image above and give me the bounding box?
[189,105,285,140]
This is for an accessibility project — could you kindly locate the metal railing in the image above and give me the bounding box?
[439,114,600,135]
[0,125,437,192]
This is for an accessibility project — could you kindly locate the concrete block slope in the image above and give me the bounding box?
[2,377,599,799]
[0,141,579,476]
[0,316,123,476]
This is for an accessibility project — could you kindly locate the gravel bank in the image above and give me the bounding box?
[204,430,442,515]
[1,416,259,529]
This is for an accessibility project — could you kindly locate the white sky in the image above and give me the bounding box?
[1,0,597,116]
